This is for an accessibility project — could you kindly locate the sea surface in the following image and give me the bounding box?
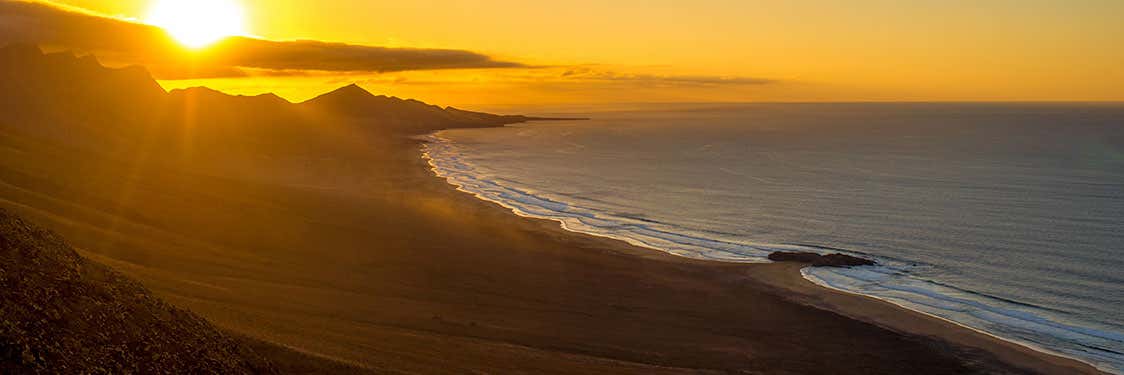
[422,103,1124,373]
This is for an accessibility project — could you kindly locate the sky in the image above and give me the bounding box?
[6,0,1124,106]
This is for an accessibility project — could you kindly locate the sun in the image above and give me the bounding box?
[146,0,246,49]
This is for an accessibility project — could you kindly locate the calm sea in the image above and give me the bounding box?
[423,103,1124,373]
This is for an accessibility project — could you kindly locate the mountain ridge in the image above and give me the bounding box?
[0,43,590,166]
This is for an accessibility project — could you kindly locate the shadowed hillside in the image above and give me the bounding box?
[0,209,275,373]
[0,44,544,373]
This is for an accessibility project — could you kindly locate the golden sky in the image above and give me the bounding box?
[14,0,1124,105]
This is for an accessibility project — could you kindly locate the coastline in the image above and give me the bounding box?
[3,41,1117,373]
[418,129,1107,374]
[753,264,1104,375]
[799,268,1118,375]
[0,112,1107,372]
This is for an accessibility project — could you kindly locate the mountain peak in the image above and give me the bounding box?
[253,92,290,103]
[332,83,373,97]
[300,83,378,108]
[169,86,226,97]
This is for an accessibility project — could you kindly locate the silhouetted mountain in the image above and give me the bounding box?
[165,87,297,131]
[0,44,576,165]
[301,83,375,108]
[0,209,276,373]
[0,45,165,148]
[169,87,291,109]
[0,45,164,103]
[0,44,552,142]
[300,83,536,132]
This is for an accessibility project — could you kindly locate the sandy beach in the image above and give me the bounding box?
[2,2,1120,370]
[0,121,1102,374]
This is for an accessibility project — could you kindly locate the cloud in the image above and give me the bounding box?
[0,0,523,79]
[333,66,778,93]
[558,67,775,86]
[202,38,522,73]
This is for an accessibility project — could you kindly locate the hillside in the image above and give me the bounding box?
[0,44,546,373]
[0,208,275,373]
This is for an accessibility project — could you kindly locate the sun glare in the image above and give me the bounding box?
[146,0,246,48]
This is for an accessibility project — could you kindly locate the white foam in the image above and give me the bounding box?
[421,133,1124,374]
[804,266,1124,373]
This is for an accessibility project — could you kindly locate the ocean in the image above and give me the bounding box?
[422,103,1124,373]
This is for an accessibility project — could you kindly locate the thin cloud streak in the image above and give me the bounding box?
[560,67,775,86]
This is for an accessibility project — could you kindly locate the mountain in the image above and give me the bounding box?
[0,209,276,373]
[0,43,568,163]
[300,83,537,132]
[0,44,549,142]
[168,87,292,112]
[0,45,165,106]
[0,45,166,149]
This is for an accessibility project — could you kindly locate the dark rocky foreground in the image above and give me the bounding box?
[0,209,274,374]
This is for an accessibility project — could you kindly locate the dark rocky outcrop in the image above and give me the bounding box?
[768,251,876,267]
[0,209,276,373]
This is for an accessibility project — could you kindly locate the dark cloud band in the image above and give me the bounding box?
[0,1,522,78]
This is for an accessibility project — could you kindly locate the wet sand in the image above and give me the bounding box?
[0,130,1102,373]
[745,263,1100,374]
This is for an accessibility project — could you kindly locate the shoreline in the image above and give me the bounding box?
[4,111,1109,372]
[418,130,1107,374]
[800,268,1118,375]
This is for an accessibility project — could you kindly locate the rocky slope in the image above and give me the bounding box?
[0,209,275,373]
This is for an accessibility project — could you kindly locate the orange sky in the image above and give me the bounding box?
[31,0,1124,105]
